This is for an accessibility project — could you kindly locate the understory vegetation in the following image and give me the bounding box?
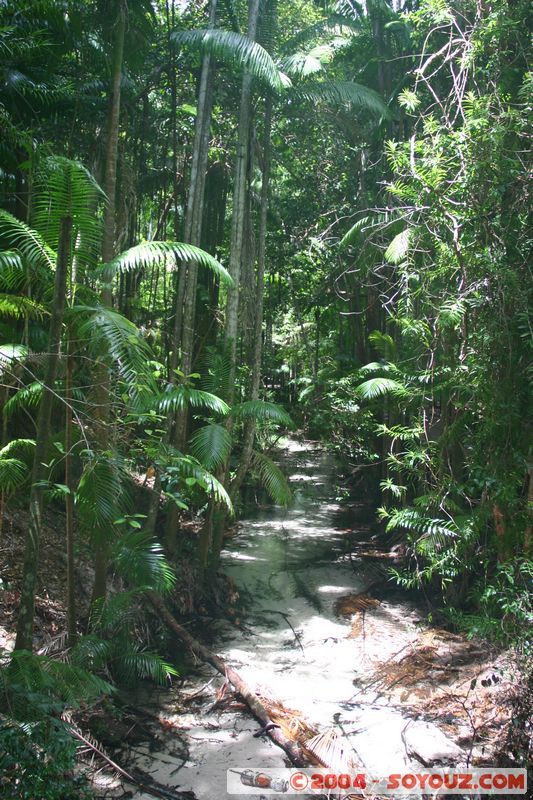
[0,0,531,795]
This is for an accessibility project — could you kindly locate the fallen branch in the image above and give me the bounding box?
[146,591,308,767]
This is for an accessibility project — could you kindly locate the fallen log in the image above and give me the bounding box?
[146,591,308,767]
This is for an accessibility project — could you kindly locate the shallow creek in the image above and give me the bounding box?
[124,440,498,799]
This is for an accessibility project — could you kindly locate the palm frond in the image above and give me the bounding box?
[198,345,233,401]
[359,360,400,374]
[0,250,24,288]
[111,531,175,593]
[171,29,286,93]
[32,157,103,265]
[157,385,230,416]
[189,423,232,470]
[75,305,156,400]
[292,80,388,116]
[250,450,292,506]
[355,376,407,400]
[368,330,396,358]
[0,210,55,272]
[76,454,131,532]
[386,508,458,552]
[0,456,29,491]
[0,293,48,320]
[89,591,139,635]
[167,454,233,513]
[3,382,43,419]
[231,399,293,426]
[116,644,178,686]
[101,240,232,286]
[384,227,412,264]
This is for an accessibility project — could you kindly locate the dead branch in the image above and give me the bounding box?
[146,590,308,767]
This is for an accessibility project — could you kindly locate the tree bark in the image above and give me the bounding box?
[224,0,261,406]
[14,216,72,652]
[230,94,273,500]
[65,341,77,647]
[91,0,126,604]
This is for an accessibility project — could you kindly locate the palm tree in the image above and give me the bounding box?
[0,156,232,650]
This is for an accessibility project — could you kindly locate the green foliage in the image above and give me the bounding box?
[190,423,232,470]
[250,450,292,506]
[171,29,286,93]
[232,399,293,427]
[101,240,232,286]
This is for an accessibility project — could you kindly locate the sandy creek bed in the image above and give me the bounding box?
[115,441,512,800]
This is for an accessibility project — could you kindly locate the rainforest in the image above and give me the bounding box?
[0,0,531,798]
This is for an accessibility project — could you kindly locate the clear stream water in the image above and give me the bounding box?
[125,440,458,799]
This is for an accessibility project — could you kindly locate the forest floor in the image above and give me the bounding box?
[0,495,529,798]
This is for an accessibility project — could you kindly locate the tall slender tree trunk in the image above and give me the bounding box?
[230,94,273,500]
[161,0,218,557]
[198,0,261,571]
[91,0,126,605]
[224,0,261,405]
[65,340,77,647]
[14,216,72,652]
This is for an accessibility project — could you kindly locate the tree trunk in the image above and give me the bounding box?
[14,216,72,652]
[224,0,261,406]
[91,0,126,604]
[164,0,218,556]
[230,94,273,501]
[65,341,77,647]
